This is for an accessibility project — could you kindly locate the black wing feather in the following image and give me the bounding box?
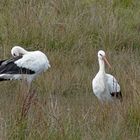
[0,56,35,75]
[0,60,6,65]
[110,91,122,101]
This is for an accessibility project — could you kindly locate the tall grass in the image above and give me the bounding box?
[0,0,139,139]
[0,0,140,53]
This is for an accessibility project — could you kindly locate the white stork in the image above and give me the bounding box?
[92,50,122,102]
[0,46,50,85]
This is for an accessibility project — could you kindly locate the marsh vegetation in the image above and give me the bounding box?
[0,0,139,139]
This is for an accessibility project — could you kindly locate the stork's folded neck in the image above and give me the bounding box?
[18,47,28,55]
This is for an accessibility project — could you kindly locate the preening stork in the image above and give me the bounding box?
[92,50,122,102]
[0,46,50,85]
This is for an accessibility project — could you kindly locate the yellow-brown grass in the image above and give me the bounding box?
[0,0,139,139]
[0,47,139,139]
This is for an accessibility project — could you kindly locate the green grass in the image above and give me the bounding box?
[0,0,140,139]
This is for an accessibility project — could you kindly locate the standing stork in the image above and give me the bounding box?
[0,46,51,86]
[92,50,122,102]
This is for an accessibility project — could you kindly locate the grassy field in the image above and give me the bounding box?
[0,0,140,139]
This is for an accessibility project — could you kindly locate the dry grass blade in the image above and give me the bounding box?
[20,90,37,121]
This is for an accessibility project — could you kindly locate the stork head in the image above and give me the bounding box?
[98,50,105,59]
[98,50,112,68]
[11,46,27,57]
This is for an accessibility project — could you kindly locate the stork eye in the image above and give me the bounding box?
[100,54,102,56]
[13,53,16,57]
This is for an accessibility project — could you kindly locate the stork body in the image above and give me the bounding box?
[0,46,50,85]
[92,50,122,102]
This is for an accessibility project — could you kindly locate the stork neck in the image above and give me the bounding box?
[19,47,28,54]
[98,58,105,73]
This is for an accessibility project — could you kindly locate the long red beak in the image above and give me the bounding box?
[103,56,112,69]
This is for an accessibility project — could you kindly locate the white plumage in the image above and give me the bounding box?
[14,50,50,72]
[92,50,122,102]
[0,46,50,85]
